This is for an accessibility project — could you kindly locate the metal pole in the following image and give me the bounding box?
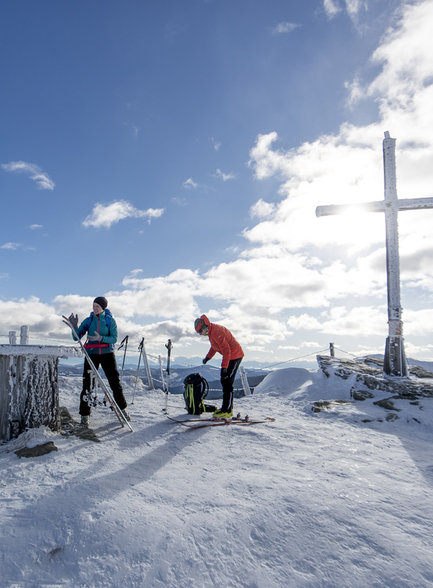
[131,338,143,404]
[159,355,167,392]
[141,340,154,390]
[118,335,128,384]
[239,366,251,396]
[159,355,169,413]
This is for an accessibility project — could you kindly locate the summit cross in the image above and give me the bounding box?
[316,132,433,377]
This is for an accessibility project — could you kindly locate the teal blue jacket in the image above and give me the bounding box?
[73,310,118,355]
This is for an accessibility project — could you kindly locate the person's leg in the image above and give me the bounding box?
[220,358,242,413]
[79,355,101,417]
[100,353,127,410]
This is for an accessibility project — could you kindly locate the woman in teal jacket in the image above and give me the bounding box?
[69,296,129,427]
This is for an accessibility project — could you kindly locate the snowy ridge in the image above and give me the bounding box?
[1,364,433,587]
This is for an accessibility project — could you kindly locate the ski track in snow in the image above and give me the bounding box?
[1,369,433,587]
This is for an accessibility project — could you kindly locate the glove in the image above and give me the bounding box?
[221,368,229,380]
[68,313,78,330]
[202,357,209,364]
[87,332,102,342]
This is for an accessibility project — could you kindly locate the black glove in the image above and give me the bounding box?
[68,313,79,330]
[221,368,229,380]
[202,357,209,364]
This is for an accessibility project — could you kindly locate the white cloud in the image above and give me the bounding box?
[1,242,22,250]
[0,297,62,337]
[1,161,55,190]
[250,199,277,219]
[323,0,341,19]
[171,196,188,206]
[271,22,300,35]
[287,306,387,337]
[210,137,221,151]
[82,201,164,229]
[286,313,323,331]
[345,0,367,18]
[119,268,201,319]
[405,308,433,337]
[367,1,433,114]
[183,178,199,189]
[344,76,365,108]
[323,0,368,24]
[29,224,43,230]
[215,169,235,182]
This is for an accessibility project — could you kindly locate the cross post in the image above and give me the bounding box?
[316,132,433,377]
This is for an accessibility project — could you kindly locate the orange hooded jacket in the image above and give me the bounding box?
[201,314,244,369]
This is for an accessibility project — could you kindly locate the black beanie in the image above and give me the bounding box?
[93,296,108,310]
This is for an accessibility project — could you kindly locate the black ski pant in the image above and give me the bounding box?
[80,352,127,416]
[220,357,243,412]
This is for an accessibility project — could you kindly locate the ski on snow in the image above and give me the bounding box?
[167,414,275,429]
[62,315,133,432]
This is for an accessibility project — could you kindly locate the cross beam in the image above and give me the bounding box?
[316,132,433,377]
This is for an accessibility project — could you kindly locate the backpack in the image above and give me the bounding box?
[82,309,114,351]
[83,309,112,334]
[183,373,212,415]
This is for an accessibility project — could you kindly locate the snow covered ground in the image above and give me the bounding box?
[1,366,433,587]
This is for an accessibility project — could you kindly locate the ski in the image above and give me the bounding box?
[167,414,275,429]
[180,418,274,430]
[62,315,133,432]
[167,413,243,424]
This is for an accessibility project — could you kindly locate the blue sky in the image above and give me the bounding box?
[2,0,433,365]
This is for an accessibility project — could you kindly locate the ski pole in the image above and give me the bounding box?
[163,339,173,413]
[118,335,129,384]
[166,338,172,375]
[132,337,144,404]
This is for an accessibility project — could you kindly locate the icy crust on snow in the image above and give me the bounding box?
[1,363,433,587]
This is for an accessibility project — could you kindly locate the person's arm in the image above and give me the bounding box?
[212,328,232,368]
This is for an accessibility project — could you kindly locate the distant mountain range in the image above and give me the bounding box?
[59,355,433,399]
[58,362,269,399]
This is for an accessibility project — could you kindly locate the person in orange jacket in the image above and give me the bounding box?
[194,314,244,418]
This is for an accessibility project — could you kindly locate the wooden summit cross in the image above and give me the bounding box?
[316,131,433,377]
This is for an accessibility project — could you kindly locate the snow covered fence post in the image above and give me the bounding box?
[8,331,16,345]
[329,343,335,357]
[20,326,29,345]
